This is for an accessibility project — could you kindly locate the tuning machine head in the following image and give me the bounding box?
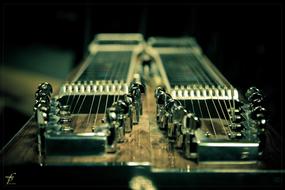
[113,100,129,115]
[245,87,264,107]
[156,92,172,105]
[124,94,133,105]
[106,107,117,124]
[172,105,187,123]
[155,86,166,97]
[34,82,53,109]
[38,82,53,93]
[251,106,268,135]
[130,81,145,94]
[251,106,267,120]
[245,87,260,99]
[35,89,51,100]
[36,103,50,125]
[244,87,268,147]
[36,82,53,99]
[34,82,58,128]
[165,99,181,112]
[182,113,200,134]
[34,98,49,112]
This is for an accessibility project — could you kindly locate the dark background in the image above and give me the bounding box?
[1,4,282,153]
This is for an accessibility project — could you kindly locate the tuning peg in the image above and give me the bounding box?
[130,81,145,94]
[38,82,53,94]
[172,105,187,122]
[165,98,175,112]
[181,113,200,159]
[34,98,50,111]
[251,106,267,121]
[123,94,134,132]
[114,100,129,115]
[155,86,166,98]
[106,121,117,153]
[36,104,50,125]
[248,92,263,104]
[168,105,187,140]
[157,92,172,105]
[105,107,119,151]
[124,94,133,105]
[35,95,50,103]
[130,86,140,100]
[113,100,129,142]
[34,98,49,112]
[106,107,117,124]
[165,99,181,112]
[251,106,268,132]
[129,85,143,121]
[245,87,260,100]
[35,89,51,100]
[123,97,133,133]
[251,96,264,108]
[245,87,264,106]
[38,104,49,115]
[182,113,200,133]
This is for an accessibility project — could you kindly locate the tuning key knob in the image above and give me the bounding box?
[155,86,166,98]
[245,87,264,106]
[36,104,50,125]
[124,94,133,105]
[249,92,263,105]
[114,100,129,115]
[106,107,117,124]
[245,87,260,100]
[251,106,267,120]
[165,98,175,112]
[172,105,187,122]
[35,89,51,100]
[130,81,145,94]
[182,113,200,159]
[182,113,200,133]
[38,82,53,94]
[157,92,171,105]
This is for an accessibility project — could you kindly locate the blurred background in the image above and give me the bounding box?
[1,4,282,151]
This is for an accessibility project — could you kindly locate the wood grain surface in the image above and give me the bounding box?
[1,84,261,170]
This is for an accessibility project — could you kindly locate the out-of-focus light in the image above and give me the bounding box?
[129,175,157,190]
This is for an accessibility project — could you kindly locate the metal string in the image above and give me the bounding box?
[190,55,227,135]
[191,55,234,135]
[183,54,217,136]
[92,54,125,127]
